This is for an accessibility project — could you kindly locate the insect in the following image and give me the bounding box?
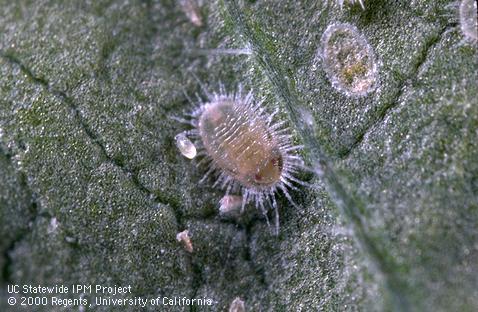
[175,86,305,233]
[319,23,379,97]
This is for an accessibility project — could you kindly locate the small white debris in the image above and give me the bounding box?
[179,0,203,27]
[229,297,245,312]
[337,0,365,10]
[298,107,316,131]
[175,133,197,159]
[219,195,243,215]
[176,230,193,253]
[197,47,253,56]
[65,236,76,244]
[47,217,59,234]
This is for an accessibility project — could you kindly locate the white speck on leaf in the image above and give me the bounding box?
[176,230,193,253]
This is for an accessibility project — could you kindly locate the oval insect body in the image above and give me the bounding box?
[320,23,379,97]
[176,88,305,233]
[198,99,282,188]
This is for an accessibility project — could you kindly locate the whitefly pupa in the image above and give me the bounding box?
[175,86,306,233]
[319,23,379,97]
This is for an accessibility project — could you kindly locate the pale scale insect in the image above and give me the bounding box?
[319,23,379,97]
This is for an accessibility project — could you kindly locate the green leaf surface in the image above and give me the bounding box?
[0,0,477,310]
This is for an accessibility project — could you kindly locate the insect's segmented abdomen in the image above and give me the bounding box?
[199,101,282,188]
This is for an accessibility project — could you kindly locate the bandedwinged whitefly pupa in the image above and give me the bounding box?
[175,87,305,233]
